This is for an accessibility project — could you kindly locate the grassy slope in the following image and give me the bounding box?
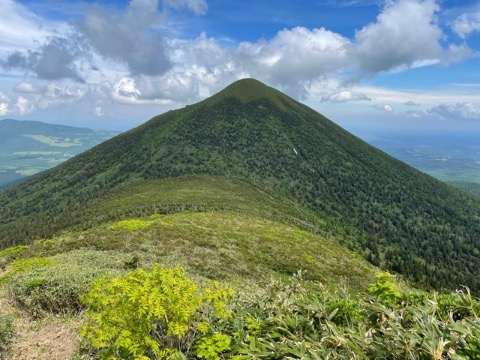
[1,176,376,289]
[0,176,383,357]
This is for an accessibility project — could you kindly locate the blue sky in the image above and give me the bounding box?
[0,0,479,134]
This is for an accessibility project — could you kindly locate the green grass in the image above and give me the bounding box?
[1,249,129,317]
[1,210,377,291]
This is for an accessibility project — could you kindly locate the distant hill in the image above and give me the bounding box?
[1,79,480,293]
[0,119,118,188]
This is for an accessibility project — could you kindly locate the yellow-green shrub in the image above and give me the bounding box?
[0,245,29,269]
[112,219,151,231]
[80,265,234,359]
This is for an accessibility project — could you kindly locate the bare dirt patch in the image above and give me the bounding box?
[9,313,81,360]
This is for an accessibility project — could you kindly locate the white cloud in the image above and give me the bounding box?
[112,77,173,105]
[0,92,9,116]
[427,102,480,121]
[443,43,476,65]
[452,11,480,39]
[236,26,350,91]
[383,104,393,112]
[15,96,34,115]
[13,82,42,94]
[94,105,105,117]
[0,0,62,55]
[0,102,8,116]
[321,90,371,102]
[353,0,443,75]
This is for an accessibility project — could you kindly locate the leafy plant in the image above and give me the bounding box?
[368,272,402,304]
[80,265,234,359]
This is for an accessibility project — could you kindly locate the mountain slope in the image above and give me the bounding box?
[1,79,480,292]
[0,119,118,188]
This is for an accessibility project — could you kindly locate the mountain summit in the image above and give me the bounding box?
[1,79,480,292]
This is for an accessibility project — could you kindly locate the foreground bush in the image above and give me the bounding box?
[81,265,234,359]
[79,267,480,359]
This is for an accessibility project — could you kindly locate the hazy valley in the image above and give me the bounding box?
[0,119,118,189]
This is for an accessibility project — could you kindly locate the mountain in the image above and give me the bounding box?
[1,78,480,293]
[0,119,118,189]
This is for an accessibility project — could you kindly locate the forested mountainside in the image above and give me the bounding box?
[1,78,479,292]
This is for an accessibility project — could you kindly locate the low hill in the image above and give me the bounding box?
[0,119,118,188]
[1,79,480,293]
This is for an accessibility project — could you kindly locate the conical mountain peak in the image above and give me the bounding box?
[2,79,480,293]
[205,78,289,106]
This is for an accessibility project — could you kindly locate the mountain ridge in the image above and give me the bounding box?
[1,78,479,292]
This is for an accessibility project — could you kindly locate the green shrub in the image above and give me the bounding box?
[4,249,128,317]
[368,272,402,304]
[112,219,151,231]
[80,265,234,359]
[0,245,29,269]
[0,257,59,286]
[0,315,14,359]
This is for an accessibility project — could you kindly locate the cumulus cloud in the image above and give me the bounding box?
[374,104,393,112]
[112,77,173,105]
[353,0,442,75]
[77,0,170,76]
[0,92,10,116]
[321,90,371,102]
[13,82,41,94]
[2,36,84,81]
[11,83,86,116]
[236,26,350,92]
[452,11,480,39]
[94,105,105,117]
[15,96,34,115]
[428,102,480,121]
[1,0,478,122]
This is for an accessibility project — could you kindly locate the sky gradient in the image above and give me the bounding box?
[0,0,479,134]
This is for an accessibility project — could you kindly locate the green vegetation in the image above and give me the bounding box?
[81,265,234,360]
[78,266,480,359]
[112,219,151,231]
[0,208,478,358]
[449,181,480,198]
[1,78,480,295]
[1,249,129,317]
[0,315,14,359]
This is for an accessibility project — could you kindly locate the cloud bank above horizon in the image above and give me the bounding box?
[0,0,479,131]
